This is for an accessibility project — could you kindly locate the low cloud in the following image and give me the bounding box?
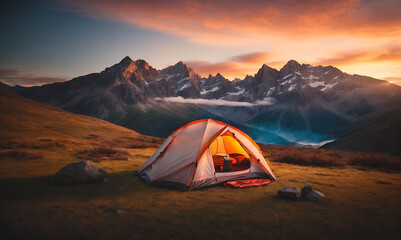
[155,96,276,107]
[0,68,68,87]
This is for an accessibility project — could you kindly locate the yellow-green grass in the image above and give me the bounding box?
[1,87,401,239]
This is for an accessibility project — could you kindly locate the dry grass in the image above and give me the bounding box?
[0,150,42,160]
[274,151,345,167]
[261,144,401,171]
[349,153,401,170]
[80,146,131,161]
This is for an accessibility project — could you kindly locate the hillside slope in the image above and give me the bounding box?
[322,107,401,154]
[0,86,161,176]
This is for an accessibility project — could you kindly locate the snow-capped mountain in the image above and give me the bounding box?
[5,56,401,147]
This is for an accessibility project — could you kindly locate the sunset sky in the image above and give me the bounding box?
[1,0,401,86]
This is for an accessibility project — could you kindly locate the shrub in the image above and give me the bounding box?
[349,154,401,171]
[274,151,345,167]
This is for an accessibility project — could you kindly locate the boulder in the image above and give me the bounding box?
[301,184,313,198]
[52,160,107,184]
[306,190,327,203]
[277,186,301,200]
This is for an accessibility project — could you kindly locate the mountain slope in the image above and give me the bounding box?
[0,86,158,151]
[321,107,401,154]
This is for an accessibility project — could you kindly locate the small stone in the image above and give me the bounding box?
[277,186,301,200]
[306,190,327,203]
[301,184,313,198]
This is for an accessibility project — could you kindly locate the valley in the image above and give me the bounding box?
[0,87,400,239]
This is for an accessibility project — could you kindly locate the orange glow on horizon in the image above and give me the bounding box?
[57,0,401,85]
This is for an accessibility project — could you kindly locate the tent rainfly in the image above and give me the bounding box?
[138,119,276,191]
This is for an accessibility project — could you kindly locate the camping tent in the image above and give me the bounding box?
[138,119,276,191]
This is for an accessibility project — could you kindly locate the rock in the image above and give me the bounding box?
[301,184,313,198]
[52,160,107,184]
[277,186,301,200]
[306,190,327,203]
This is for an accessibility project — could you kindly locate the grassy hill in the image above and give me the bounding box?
[0,87,400,239]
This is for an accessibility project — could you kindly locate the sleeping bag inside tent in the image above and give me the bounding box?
[138,119,276,191]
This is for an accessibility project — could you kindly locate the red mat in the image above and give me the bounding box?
[224,179,271,188]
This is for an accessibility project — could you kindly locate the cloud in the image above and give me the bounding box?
[59,0,401,45]
[229,52,271,64]
[315,45,401,66]
[154,96,276,107]
[0,68,68,87]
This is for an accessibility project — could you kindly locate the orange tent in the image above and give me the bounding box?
[138,119,276,191]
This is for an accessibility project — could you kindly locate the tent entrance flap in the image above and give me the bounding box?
[209,135,251,172]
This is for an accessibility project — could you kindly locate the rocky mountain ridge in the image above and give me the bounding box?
[4,56,401,149]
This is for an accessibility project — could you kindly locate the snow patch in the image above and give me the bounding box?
[308,81,326,88]
[288,84,297,91]
[308,81,337,91]
[281,75,297,85]
[322,82,337,91]
[200,86,220,95]
[267,87,275,96]
[177,82,191,91]
[227,89,245,95]
[302,75,320,80]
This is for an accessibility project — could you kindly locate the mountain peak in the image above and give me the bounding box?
[135,59,150,69]
[176,61,185,66]
[280,59,301,76]
[119,56,133,65]
[283,60,301,69]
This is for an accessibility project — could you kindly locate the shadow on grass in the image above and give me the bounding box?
[0,171,166,202]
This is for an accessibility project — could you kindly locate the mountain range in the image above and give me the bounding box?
[3,56,401,153]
